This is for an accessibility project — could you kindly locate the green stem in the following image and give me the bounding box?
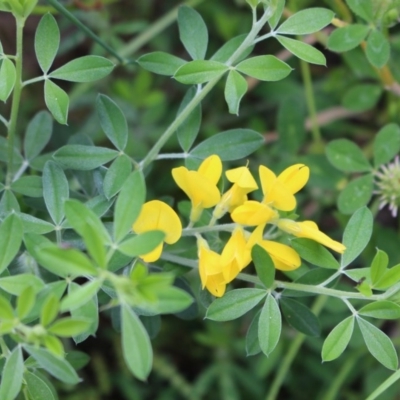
[321,351,361,400]
[265,295,328,400]
[299,56,323,151]
[182,223,237,236]
[366,368,400,400]
[161,251,400,300]
[6,16,25,186]
[22,75,45,87]
[117,0,206,59]
[44,0,126,64]
[0,114,9,128]
[155,153,188,160]
[140,5,276,169]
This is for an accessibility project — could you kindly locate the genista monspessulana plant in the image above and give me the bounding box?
[0,0,400,398]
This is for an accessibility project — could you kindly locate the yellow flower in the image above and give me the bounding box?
[231,200,278,226]
[220,227,251,283]
[248,224,301,271]
[277,219,346,254]
[172,155,222,223]
[260,164,309,211]
[197,237,226,297]
[213,166,258,218]
[132,200,182,262]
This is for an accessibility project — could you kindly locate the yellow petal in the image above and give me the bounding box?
[198,155,222,185]
[205,275,226,297]
[259,165,296,211]
[231,201,278,226]
[133,200,182,244]
[278,164,309,194]
[221,228,251,269]
[226,167,258,191]
[260,240,301,271]
[259,165,276,197]
[264,180,296,211]
[140,243,163,263]
[172,167,221,208]
[277,219,346,254]
[222,260,241,283]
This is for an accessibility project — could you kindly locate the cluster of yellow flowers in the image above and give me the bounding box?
[132,155,346,297]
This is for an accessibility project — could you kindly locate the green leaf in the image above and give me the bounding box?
[23,111,53,161]
[366,29,390,68]
[276,36,326,65]
[236,55,292,81]
[121,304,153,381]
[0,190,20,213]
[118,231,165,258]
[210,34,254,64]
[42,161,69,225]
[206,288,267,321]
[23,345,81,384]
[374,264,400,290]
[325,139,371,172]
[258,294,281,356]
[359,301,400,319]
[327,24,369,52]
[224,69,247,115]
[357,317,398,370]
[113,170,146,242]
[35,13,59,73]
[34,243,98,277]
[11,176,42,197]
[280,297,320,336]
[137,52,186,76]
[53,145,118,170]
[341,207,373,268]
[48,317,91,337]
[178,6,208,60]
[0,346,23,400]
[291,238,339,269]
[60,279,102,312]
[370,249,389,285]
[268,0,285,30]
[70,283,99,343]
[0,273,44,296]
[64,199,110,268]
[276,8,334,35]
[177,87,202,152]
[346,0,374,22]
[190,129,264,161]
[103,155,131,199]
[174,60,228,84]
[246,310,261,356]
[18,213,55,234]
[0,294,14,320]
[24,371,56,400]
[251,244,275,288]
[96,94,128,151]
[50,56,114,82]
[176,87,201,152]
[16,286,35,319]
[0,58,16,102]
[338,174,373,215]
[44,79,69,125]
[40,293,59,327]
[373,123,400,167]
[342,84,382,112]
[0,213,23,274]
[321,316,354,362]
[146,286,193,314]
